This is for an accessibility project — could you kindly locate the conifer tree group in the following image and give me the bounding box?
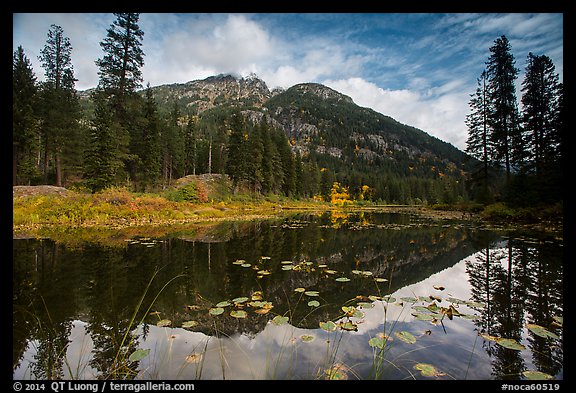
[465,35,563,205]
[14,16,561,207]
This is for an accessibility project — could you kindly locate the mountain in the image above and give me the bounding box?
[144,74,471,173]
[150,73,272,113]
[78,73,474,202]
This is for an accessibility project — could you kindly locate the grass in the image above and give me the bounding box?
[13,186,331,232]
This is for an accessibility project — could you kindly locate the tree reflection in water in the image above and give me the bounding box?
[13,213,563,379]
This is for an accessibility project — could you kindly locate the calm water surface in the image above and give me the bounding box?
[13,211,563,380]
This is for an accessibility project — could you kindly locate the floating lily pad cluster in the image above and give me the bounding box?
[208,291,274,318]
[230,255,388,284]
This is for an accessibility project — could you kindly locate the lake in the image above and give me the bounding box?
[13,210,563,380]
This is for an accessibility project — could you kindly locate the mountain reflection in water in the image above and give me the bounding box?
[13,211,563,380]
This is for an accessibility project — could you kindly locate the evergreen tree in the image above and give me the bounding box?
[139,85,162,191]
[13,46,39,185]
[226,111,247,190]
[95,13,144,100]
[247,120,264,193]
[83,91,121,192]
[521,53,562,178]
[275,130,296,196]
[161,101,185,186]
[465,70,494,203]
[184,116,198,176]
[37,24,81,186]
[485,35,521,181]
[95,13,145,186]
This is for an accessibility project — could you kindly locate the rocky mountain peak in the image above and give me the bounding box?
[292,83,354,104]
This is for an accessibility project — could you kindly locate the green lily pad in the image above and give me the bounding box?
[320,321,337,332]
[300,334,315,342]
[414,363,445,377]
[394,331,416,344]
[522,370,554,380]
[156,319,172,327]
[216,301,231,308]
[304,291,319,297]
[308,300,320,307]
[526,324,560,340]
[209,307,224,316]
[324,363,349,380]
[272,315,289,325]
[128,348,150,362]
[401,297,418,303]
[335,277,350,282]
[241,263,251,268]
[368,336,387,349]
[181,320,199,329]
[496,338,526,351]
[338,320,358,331]
[412,312,437,321]
[232,297,249,304]
[230,310,247,319]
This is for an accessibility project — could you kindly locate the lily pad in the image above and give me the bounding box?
[128,348,150,362]
[526,324,560,340]
[338,320,358,331]
[272,315,289,325]
[335,277,350,282]
[412,312,437,321]
[230,310,247,319]
[181,320,199,329]
[294,287,306,293]
[414,363,445,377]
[394,331,416,344]
[522,370,554,380]
[368,336,387,349]
[185,353,203,364]
[320,321,337,332]
[216,301,231,308]
[254,308,272,314]
[308,300,320,307]
[496,338,526,351]
[156,319,172,327]
[324,363,349,380]
[232,297,249,304]
[300,334,315,342]
[304,291,319,297]
[209,307,224,316]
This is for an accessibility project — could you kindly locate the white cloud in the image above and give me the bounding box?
[323,77,470,150]
[143,14,275,86]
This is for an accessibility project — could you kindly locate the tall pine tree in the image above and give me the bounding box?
[94,13,145,186]
[38,24,81,187]
[13,46,39,185]
[485,35,521,181]
[465,70,494,202]
[521,53,562,178]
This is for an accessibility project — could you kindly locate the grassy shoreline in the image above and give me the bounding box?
[13,186,563,241]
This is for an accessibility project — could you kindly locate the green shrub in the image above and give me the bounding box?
[164,182,208,203]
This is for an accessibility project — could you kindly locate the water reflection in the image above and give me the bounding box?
[13,212,563,380]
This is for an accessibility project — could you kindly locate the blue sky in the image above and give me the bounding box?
[13,13,564,150]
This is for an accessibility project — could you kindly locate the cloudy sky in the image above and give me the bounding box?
[12,13,563,150]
